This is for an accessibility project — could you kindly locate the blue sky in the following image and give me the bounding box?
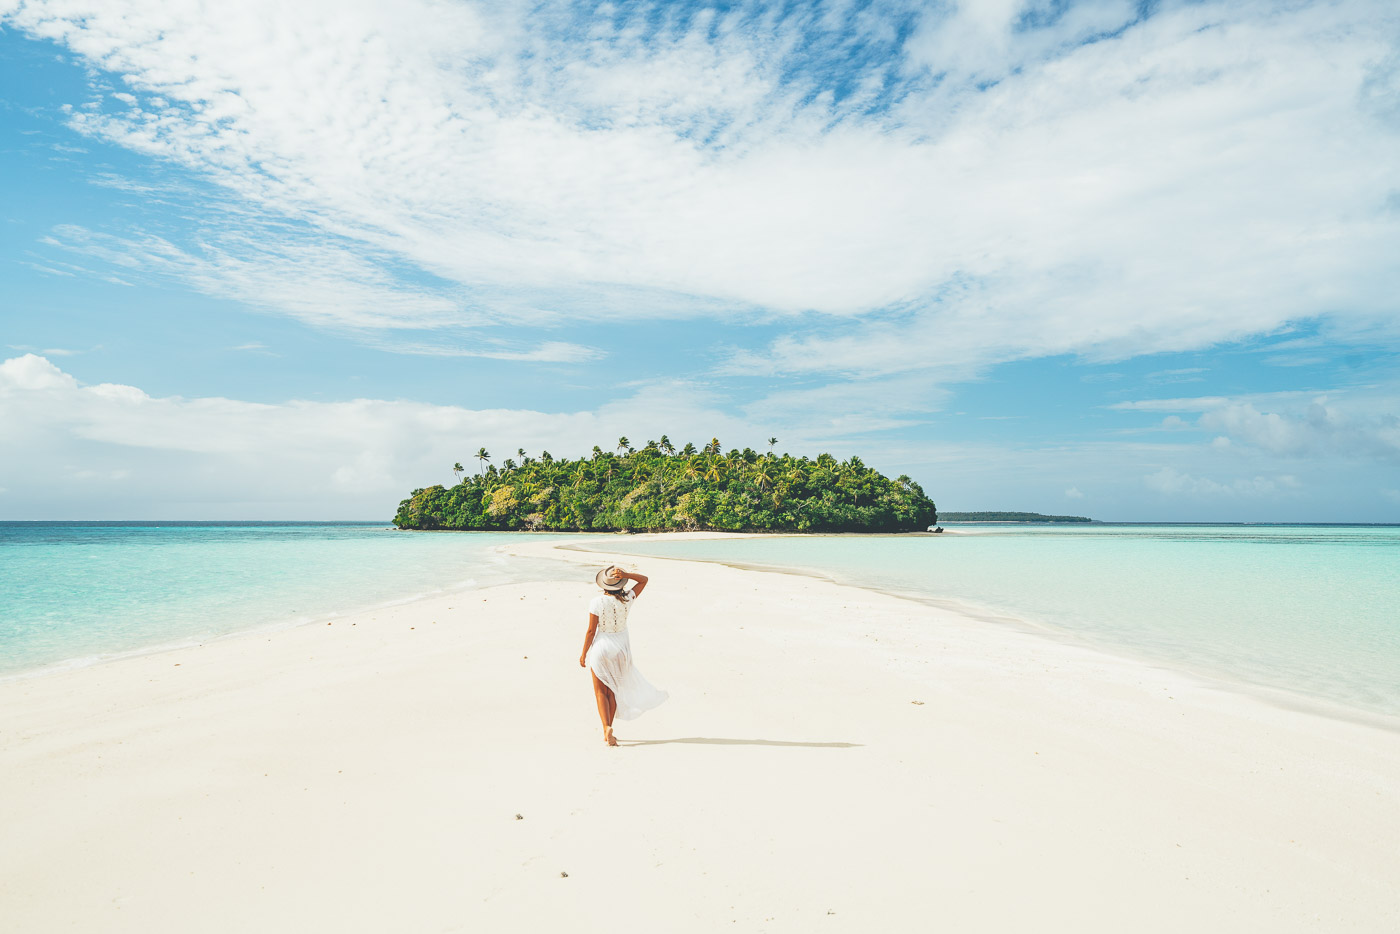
[2,0,1399,521]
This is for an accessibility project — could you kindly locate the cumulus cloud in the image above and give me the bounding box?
[1199,400,1400,462]
[6,354,1392,520]
[2,0,1397,375]
[1113,390,1400,463]
[0,354,771,518]
[1144,466,1300,497]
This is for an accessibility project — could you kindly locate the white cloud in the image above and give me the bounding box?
[1110,395,1238,413]
[372,340,606,364]
[1064,486,1084,499]
[0,355,771,518]
[1143,466,1300,497]
[1200,399,1400,462]
[7,344,88,356]
[1110,388,1400,463]
[41,225,466,330]
[5,355,1392,521]
[2,0,1396,374]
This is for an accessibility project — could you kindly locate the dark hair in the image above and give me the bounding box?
[606,588,633,602]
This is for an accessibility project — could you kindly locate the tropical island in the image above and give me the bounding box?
[939,511,1093,523]
[394,437,937,532]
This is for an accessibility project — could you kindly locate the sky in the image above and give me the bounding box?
[2,0,1398,522]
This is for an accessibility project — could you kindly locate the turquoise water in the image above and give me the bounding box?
[592,525,1400,719]
[0,522,573,677]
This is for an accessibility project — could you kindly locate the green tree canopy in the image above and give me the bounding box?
[395,439,937,533]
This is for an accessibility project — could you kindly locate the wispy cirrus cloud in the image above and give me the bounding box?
[372,339,605,364]
[2,0,1396,377]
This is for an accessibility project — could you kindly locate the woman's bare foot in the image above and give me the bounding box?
[604,726,618,746]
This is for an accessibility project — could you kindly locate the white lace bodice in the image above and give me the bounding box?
[589,592,634,633]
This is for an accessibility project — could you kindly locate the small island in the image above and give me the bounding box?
[394,437,937,532]
[939,511,1092,523]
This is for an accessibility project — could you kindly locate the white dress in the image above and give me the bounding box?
[586,591,668,720]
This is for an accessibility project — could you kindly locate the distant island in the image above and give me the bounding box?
[394,437,937,532]
[939,511,1092,523]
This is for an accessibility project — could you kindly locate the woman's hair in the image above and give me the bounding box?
[605,588,633,602]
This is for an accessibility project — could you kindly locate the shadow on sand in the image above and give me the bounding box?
[617,736,862,748]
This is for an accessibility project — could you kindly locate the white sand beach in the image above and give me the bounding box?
[2,534,1398,932]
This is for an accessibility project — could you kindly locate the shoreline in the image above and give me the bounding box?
[558,535,1400,735]
[0,571,499,686]
[8,528,1395,734]
[3,536,1398,930]
[0,530,582,684]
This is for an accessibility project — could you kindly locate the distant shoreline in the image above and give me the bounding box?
[939,511,1091,522]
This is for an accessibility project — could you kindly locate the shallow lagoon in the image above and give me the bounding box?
[591,525,1400,719]
[0,522,572,677]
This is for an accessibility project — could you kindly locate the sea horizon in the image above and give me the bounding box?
[6,519,1399,527]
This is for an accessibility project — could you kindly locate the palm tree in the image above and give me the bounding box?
[754,464,775,492]
[704,457,725,482]
[592,446,603,460]
[705,437,721,455]
[683,459,701,481]
[616,436,630,455]
[659,435,675,455]
[502,458,517,473]
[767,437,778,455]
[475,447,491,475]
[541,450,553,463]
[572,465,589,489]
[517,448,527,463]
[681,442,697,457]
[453,462,464,484]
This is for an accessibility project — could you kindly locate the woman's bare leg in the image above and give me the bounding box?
[603,686,618,745]
[590,673,610,725]
[591,674,618,745]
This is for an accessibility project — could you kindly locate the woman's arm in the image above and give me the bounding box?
[618,568,649,598]
[580,614,599,667]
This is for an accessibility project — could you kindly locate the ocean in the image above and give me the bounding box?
[586,525,1400,721]
[6,521,1397,723]
[0,522,573,678]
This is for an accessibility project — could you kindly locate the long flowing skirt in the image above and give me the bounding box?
[586,630,668,720]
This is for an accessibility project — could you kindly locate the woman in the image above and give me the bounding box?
[579,565,668,746]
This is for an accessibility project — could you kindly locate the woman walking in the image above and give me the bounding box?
[579,565,668,746]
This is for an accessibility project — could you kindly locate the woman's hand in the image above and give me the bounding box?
[620,567,648,598]
[579,654,587,667]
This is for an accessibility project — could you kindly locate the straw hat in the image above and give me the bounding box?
[595,566,626,592]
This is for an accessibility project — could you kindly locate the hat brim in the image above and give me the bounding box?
[595,567,626,591]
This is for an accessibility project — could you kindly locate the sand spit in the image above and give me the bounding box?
[1,535,1397,932]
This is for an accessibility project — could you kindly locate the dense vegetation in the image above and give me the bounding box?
[939,511,1092,523]
[394,437,937,532]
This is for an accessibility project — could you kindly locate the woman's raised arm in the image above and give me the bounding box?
[618,568,648,598]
